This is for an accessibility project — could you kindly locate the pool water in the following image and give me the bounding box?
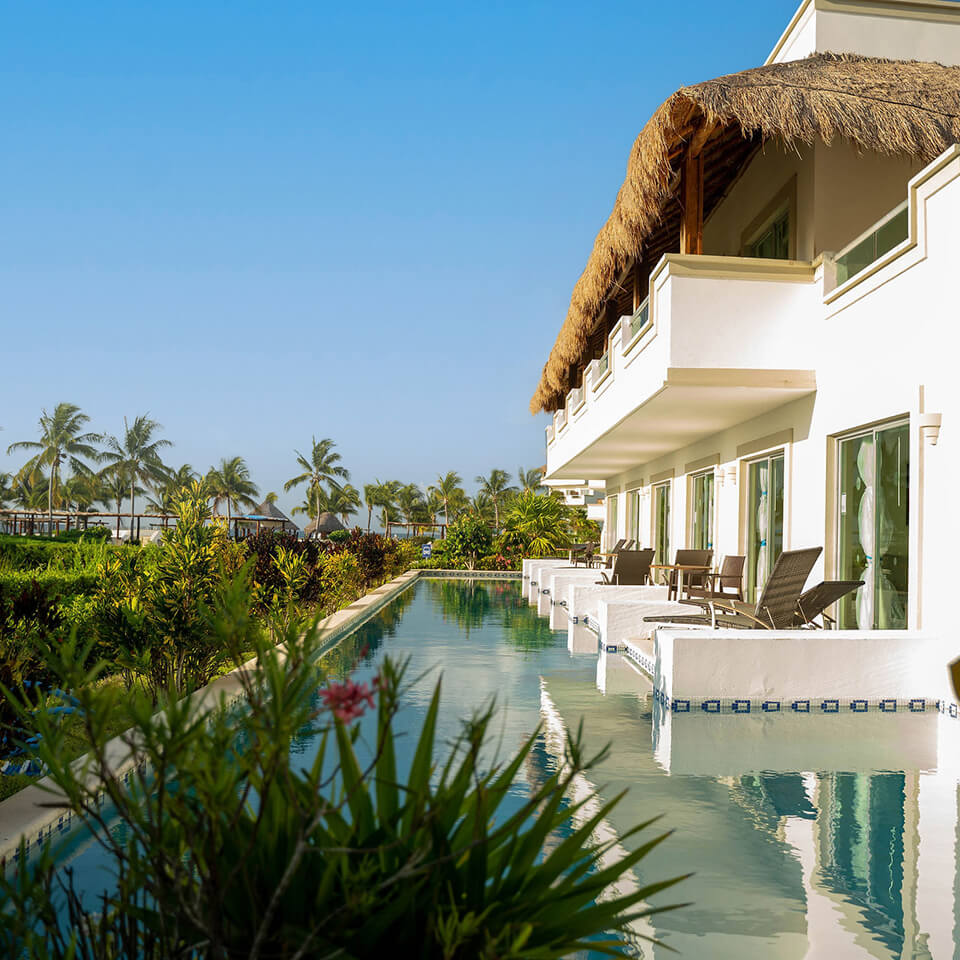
[33,579,960,958]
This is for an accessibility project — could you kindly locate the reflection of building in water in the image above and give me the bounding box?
[548,666,960,958]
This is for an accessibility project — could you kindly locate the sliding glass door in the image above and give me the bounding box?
[837,421,909,629]
[653,483,670,566]
[606,494,619,551]
[690,471,715,551]
[747,453,785,601]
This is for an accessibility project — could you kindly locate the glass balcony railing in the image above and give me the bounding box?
[835,202,908,285]
[629,298,650,341]
[595,352,609,381]
[569,386,583,410]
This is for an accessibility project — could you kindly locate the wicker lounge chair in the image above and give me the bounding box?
[687,555,746,602]
[572,543,598,568]
[795,580,864,627]
[643,546,823,629]
[597,549,656,586]
[601,538,637,569]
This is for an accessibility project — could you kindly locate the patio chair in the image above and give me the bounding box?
[597,549,656,586]
[601,538,637,569]
[643,546,823,629]
[687,555,746,602]
[666,549,714,600]
[795,580,864,628]
[572,543,598,568]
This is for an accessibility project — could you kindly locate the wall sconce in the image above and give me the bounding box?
[919,412,942,446]
[719,464,737,486]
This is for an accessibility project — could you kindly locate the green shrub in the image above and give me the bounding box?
[326,528,351,544]
[0,606,686,958]
[442,514,493,570]
[53,526,113,543]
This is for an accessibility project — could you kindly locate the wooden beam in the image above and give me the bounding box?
[679,150,704,255]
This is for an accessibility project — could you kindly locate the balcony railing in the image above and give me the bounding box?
[629,297,650,341]
[595,351,609,382]
[835,201,908,286]
[568,385,584,411]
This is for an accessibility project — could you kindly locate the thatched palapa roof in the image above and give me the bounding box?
[305,512,346,537]
[531,53,960,414]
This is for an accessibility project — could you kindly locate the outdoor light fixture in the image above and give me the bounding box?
[721,464,738,486]
[919,412,942,445]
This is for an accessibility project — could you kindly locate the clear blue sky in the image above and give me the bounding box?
[1,0,799,519]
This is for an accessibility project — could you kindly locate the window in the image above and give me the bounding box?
[606,494,619,551]
[653,483,671,566]
[689,471,715,551]
[747,209,789,260]
[627,489,643,546]
[746,453,785,601]
[837,421,909,629]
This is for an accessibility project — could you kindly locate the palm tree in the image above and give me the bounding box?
[145,463,199,513]
[284,438,349,508]
[264,491,279,505]
[474,469,517,531]
[396,483,426,525]
[206,456,259,530]
[6,402,102,527]
[365,479,401,533]
[328,483,361,525]
[100,415,172,537]
[0,471,13,509]
[427,471,465,530]
[518,466,545,494]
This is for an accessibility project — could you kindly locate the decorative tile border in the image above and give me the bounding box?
[650,687,941,716]
[418,569,521,580]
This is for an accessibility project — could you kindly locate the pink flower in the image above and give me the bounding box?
[318,679,376,723]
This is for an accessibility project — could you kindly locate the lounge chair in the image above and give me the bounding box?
[600,538,637,569]
[597,549,656,586]
[795,580,864,627]
[687,555,745,602]
[665,549,714,600]
[643,546,823,629]
[566,543,591,564]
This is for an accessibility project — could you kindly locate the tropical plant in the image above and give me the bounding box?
[443,513,494,570]
[6,402,102,526]
[518,465,545,494]
[99,415,172,538]
[263,491,279,505]
[366,479,401,532]
[474,469,517,531]
[498,490,572,558]
[283,437,349,507]
[206,457,259,528]
[292,483,361,526]
[396,483,429,529]
[0,626,685,958]
[426,471,465,528]
[0,472,13,509]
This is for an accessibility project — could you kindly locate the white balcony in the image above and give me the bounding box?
[545,254,820,479]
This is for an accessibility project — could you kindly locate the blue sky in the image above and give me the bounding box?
[0,0,799,519]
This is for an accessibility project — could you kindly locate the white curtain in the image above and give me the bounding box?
[855,439,875,629]
[755,462,769,596]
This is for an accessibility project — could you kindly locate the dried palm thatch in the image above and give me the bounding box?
[531,53,960,413]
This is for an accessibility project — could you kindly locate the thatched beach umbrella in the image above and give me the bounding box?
[531,53,960,414]
[305,512,346,539]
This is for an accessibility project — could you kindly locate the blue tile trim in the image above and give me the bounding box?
[762,700,781,712]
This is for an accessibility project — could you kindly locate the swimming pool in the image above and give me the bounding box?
[20,577,960,957]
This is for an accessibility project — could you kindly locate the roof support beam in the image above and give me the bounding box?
[680,149,704,255]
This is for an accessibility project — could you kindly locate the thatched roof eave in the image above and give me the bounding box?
[531,53,960,414]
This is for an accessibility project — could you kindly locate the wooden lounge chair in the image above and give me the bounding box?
[667,549,714,600]
[644,546,823,629]
[597,549,656,586]
[687,555,746,602]
[795,580,864,627]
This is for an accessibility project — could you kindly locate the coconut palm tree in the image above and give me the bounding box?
[206,457,259,530]
[284,438,349,508]
[396,483,427,526]
[0,471,13,509]
[427,471,465,529]
[518,466,545,494]
[474,469,517,531]
[145,463,199,514]
[296,483,361,526]
[6,402,102,527]
[99,415,172,537]
[264,491,279,505]
[364,479,401,533]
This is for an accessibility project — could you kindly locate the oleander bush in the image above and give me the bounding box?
[0,598,687,958]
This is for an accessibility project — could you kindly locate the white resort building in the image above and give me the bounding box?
[530,0,960,707]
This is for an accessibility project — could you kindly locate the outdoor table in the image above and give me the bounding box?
[649,563,713,600]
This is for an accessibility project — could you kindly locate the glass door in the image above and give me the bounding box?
[606,494,619,551]
[837,421,909,629]
[653,483,670,566]
[746,453,785,601]
[627,489,642,546]
[690,471,715,551]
